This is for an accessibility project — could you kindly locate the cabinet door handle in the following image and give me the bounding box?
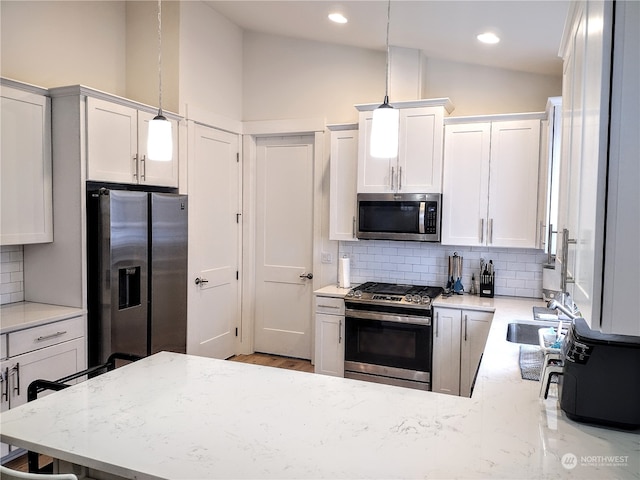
[133,154,139,180]
[464,315,468,342]
[390,166,395,190]
[489,218,494,244]
[547,223,555,264]
[479,219,484,244]
[141,154,146,181]
[318,304,339,309]
[561,228,577,290]
[36,331,67,342]
[338,320,343,344]
[352,216,356,239]
[11,363,20,396]
[435,312,439,337]
[398,166,402,190]
[1,367,8,402]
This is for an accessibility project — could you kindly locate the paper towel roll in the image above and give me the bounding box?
[338,256,351,288]
[542,264,562,300]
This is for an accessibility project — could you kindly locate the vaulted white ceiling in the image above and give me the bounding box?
[208,0,570,77]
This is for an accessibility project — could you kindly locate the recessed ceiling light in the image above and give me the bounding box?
[328,13,348,24]
[477,32,500,44]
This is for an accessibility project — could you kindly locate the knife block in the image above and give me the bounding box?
[480,273,495,298]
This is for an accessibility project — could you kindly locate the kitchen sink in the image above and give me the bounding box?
[506,322,552,345]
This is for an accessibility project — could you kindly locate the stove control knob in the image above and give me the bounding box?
[354,290,362,298]
[421,296,431,305]
[346,290,354,297]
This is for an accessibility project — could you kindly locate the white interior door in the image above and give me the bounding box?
[187,123,240,359]
[254,135,314,359]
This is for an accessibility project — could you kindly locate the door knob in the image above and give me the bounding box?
[299,273,313,280]
[195,277,209,285]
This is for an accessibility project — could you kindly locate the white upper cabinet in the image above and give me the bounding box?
[557,0,617,330]
[0,81,53,245]
[328,125,358,241]
[488,119,541,247]
[356,100,452,194]
[441,122,491,247]
[87,96,179,187]
[441,115,542,248]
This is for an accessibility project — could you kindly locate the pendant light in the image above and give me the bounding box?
[370,0,399,159]
[147,0,173,162]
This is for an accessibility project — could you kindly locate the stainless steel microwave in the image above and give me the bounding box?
[356,193,442,242]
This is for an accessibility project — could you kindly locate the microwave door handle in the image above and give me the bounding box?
[419,202,426,234]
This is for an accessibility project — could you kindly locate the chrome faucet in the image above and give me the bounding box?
[547,296,581,320]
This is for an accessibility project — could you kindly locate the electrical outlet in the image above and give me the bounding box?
[321,252,333,264]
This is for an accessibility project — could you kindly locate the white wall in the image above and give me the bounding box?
[242,31,562,124]
[0,1,127,95]
[1,1,561,123]
[178,1,243,121]
[242,31,385,124]
[424,58,563,116]
[125,1,180,114]
[0,1,241,121]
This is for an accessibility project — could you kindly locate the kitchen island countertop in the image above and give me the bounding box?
[1,294,638,479]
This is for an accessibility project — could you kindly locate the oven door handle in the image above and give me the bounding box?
[419,202,426,234]
[345,308,431,326]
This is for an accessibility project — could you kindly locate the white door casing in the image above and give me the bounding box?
[187,122,241,359]
[254,135,315,359]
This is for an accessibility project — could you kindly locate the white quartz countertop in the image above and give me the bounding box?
[2,294,639,480]
[0,302,85,334]
[314,284,353,297]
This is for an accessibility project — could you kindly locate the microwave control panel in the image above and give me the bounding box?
[425,202,438,234]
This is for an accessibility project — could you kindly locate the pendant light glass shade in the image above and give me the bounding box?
[147,114,173,162]
[370,0,398,159]
[148,0,172,162]
[370,97,399,158]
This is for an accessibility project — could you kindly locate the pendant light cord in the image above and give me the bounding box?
[156,0,163,116]
[384,0,391,102]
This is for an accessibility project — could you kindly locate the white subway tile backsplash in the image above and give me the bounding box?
[0,245,24,305]
[339,240,547,299]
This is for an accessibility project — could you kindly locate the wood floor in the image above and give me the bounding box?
[3,353,313,472]
[227,352,314,373]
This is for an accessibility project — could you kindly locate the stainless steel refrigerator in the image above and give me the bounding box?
[87,186,188,366]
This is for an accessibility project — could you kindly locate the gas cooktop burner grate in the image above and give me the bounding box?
[345,282,443,307]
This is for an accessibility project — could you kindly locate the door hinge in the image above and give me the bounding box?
[236,152,240,163]
[235,327,238,337]
[236,271,239,280]
[236,213,241,223]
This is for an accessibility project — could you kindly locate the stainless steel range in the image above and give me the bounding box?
[344,282,443,391]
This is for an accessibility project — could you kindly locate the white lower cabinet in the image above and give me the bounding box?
[314,296,345,377]
[1,315,86,460]
[432,307,493,397]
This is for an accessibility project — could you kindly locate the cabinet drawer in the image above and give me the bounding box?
[315,296,345,315]
[8,316,84,357]
[0,334,6,360]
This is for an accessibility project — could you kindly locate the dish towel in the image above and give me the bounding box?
[519,345,546,381]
